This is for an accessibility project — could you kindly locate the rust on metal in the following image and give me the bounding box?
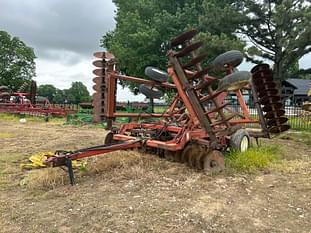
[170,29,198,47]
[41,30,290,185]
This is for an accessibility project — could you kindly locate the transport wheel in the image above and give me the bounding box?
[145,66,168,83]
[229,129,250,152]
[217,71,251,92]
[202,150,225,173]
[212,50,244,72]
[139,84,163,99]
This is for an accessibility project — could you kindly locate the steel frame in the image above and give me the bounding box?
[0,92,76,117]
[42,30,285,185]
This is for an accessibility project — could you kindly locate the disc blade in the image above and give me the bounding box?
[264,109,285,119]
[93,60,105,67]
[202,150,225,173]
[269,124,290,134]
[254,81,277,91]
[93,51,114,59]
[251,64,270,73]
[262,102,283,112]
[266,117,288,126]
[258,88,279,98]
[171,29,198,47]
[175,41,203,58]
[92,76,102,84]
[190,67,209,80]
[260,95,281,104]
[253,71,273,82]
[93,69,105,76]
[182,53,208,69]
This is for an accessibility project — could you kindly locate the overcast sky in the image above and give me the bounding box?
[1,0,310,102]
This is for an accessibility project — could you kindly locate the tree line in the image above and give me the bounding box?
[0,31,90,104]
[1,0,310,100]
[102,0,311,82]
[37,82,91,104]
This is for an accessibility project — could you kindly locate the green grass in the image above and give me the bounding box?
[0,113,65,124]
[225,145,281,173]
[287,117,311,131]
[279,131,311,146]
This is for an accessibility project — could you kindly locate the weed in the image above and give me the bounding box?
[21,168,65,189]
[225,145,281,173]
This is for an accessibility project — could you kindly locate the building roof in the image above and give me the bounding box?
[285,79,310,95]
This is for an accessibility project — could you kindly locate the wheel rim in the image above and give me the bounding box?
[240,136,249,152]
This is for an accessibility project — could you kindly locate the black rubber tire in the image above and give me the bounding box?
[145,67,168,83]
[212,50,244,72]
[139,84,163,99]
[0,86,9,91]
[217,71,251,91]
[229,129,250,152]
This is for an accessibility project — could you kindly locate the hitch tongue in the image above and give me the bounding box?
[43,151,72,167]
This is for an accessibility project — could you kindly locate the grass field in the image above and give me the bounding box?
[0,114,310,232]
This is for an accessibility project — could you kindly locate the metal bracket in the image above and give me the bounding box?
[65,158,75,185]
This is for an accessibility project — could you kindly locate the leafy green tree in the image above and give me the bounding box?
[101,0,245,90]
[53,89,67,104]
[67,82,91,104]
[294,68,311,79]
[236,0,311,80]
[0,31,36,91]
[200,0,311,80]
[37,84,57,102]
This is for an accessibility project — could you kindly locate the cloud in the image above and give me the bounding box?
[0,0,116,60]
[0,0,127,99]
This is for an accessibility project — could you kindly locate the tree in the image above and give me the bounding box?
[53,89,67,104]
[236,0,311,80]
[0,31,36,91]
[37,84,57,102]
[67,82,91,104]
[101,0,245,90]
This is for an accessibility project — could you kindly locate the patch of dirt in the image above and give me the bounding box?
[0,120,310,233]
